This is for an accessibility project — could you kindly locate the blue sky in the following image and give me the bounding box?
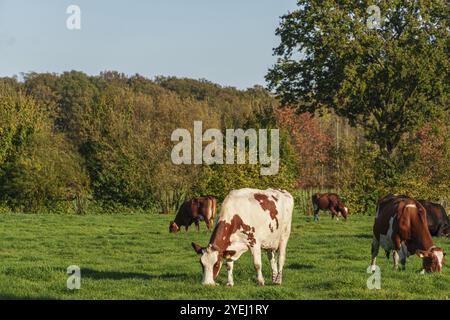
[0,0,297,89]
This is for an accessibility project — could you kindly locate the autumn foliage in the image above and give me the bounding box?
[276,108,333,188]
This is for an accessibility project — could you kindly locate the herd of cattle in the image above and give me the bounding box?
[169,189,449,286]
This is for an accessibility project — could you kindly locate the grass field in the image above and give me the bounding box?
[0,211,449,300]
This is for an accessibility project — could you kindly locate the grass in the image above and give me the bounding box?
[0,211,448,300]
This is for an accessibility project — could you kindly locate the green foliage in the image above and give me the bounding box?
[1,68,448,214]
[333,137,379,214]
[0,83,87,212]
[195,160,295,203]
[267,0,449,157]
[194,117,297,202]
[0,83,42,167]
[267,1,449,213]
[0,72,301,213]
[0,122,89,212]
[335,117,450,214]
[382,118,450,201]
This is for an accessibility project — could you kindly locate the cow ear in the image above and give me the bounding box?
[191,242,204,254]
[416,250,428,258]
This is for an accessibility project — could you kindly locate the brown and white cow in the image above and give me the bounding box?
[312,193,348,222]
[370,194,446,273]
[192,188,294,286]
[169,196,216,233]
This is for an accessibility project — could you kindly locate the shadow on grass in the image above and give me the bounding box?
[353,233,372,239]
[82,268,191,281]
[0,294,57,300]
[286,263,314,270]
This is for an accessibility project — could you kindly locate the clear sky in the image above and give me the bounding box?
[0,0,297,89]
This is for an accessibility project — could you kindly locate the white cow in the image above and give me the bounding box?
[192,188,294,286]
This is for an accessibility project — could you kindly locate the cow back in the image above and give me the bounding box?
[211,188,294,251]
[174,200,196,226]
[374,194,434,253]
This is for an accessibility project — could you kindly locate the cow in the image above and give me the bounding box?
[418,200,450,237]
[312,193,348,222]
[169,196,216,233]
[370,194,446,273]
[191,188,294,286]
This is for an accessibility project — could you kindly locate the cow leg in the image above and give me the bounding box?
[208,216,214,229]
[267,250,278,283]
[398,242,408,271]
[251,245,264,286]
[313,203,319,222]
[330,208,339,221]
[392,236,407,271]
[392,250,400,271]
[370,236,379,272]
[204,217,210,230]
[313,212,319,222]
[275,239,288,285]
[195,221,200,232]
[226,261,234,287]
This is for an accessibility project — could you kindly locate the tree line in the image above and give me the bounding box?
[0,1,448,214]
[0,70,447,215]
[0,72,295,214]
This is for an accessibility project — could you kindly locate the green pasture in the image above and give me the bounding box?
[0,212,448,300]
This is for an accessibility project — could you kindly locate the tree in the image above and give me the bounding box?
[0,83,42,167]
[1,123,89,212]
[267,0,449,159]
[0,82,88,211]
[276,108,333,188]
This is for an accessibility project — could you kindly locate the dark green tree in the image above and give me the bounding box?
[267,0,449,158]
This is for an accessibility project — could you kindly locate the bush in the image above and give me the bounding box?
[0,124,89,212]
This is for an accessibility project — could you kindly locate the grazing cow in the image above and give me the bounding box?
[192,188,294,286]
[169,196,216,233]
[418,200,450,237]
[370,194,446,273]
[312,193,348,222]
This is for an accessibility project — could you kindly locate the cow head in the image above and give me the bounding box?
[416,247,446,272]
[192,242,222,285]
[443,225,450,237]
[339,206,349,220]
[169,221,179,233]
[342,207,349,220]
